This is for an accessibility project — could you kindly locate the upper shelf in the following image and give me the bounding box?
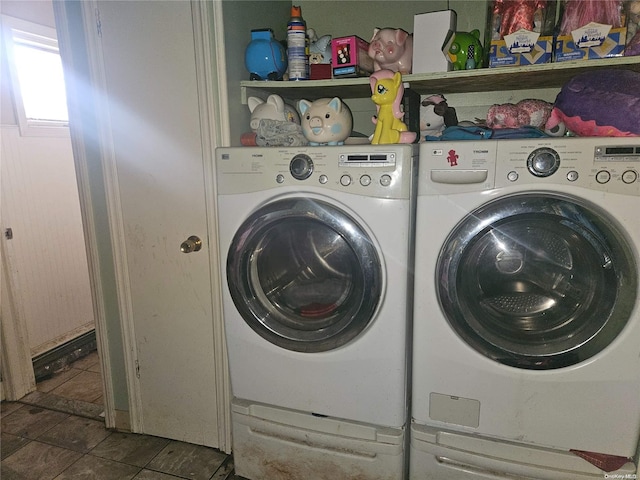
[240,56,640,103]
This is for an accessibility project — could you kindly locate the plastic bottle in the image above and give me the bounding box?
[287,5,308,80]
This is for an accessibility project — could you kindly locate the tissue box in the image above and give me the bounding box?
[486,0,557,67]
[412,10,457,73]
[489,32,554,66]
[553,0,629,61]
[331,36,374,77]
[554,24,627,62]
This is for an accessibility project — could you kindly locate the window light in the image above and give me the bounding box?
[2,15,69,136]
[13,41,69,122]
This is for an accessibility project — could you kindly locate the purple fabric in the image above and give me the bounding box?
[552,69,640,135]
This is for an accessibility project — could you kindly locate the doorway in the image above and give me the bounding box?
[1,1,96,399]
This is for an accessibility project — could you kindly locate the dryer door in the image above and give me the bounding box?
[437,192,637,369]
[227,197,383,353]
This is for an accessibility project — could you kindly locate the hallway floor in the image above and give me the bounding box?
[1,351,246,480]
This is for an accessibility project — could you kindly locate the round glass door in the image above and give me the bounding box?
[227,197,383,353]
[437,192,637,369]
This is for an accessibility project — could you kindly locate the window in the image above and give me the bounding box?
[2,15,69,136]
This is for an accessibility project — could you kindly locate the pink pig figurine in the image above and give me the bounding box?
[368,27,413,74]
[298,97,353,146]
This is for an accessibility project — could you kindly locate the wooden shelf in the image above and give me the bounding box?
[241,56,640,103]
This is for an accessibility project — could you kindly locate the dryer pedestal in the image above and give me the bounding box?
[232,399,404,480]
[410,424,638,480]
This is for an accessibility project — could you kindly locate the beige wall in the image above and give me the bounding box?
[298,0,487,40]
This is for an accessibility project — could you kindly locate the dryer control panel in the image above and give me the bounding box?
[419,138,640,196]
[494,138,640,196]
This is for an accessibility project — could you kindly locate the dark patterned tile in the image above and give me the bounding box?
[52,454,140,479]
[50,370,103,403]
[1,433,30,460]
[20,390,104,421]
[146,441,227,480]
[133,470,184,479]
[72,352,100,371]
[1,405,68,439]
[37,415,110,453]
[36,368,83,393]
[0,440,81,480]
[1,401,22,419]
[90,432,170,467]
[210,456,235,479]
[87,362,102,373]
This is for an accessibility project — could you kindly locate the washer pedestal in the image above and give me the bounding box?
[232,399,404,480]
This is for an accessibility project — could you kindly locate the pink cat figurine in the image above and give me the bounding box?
[368,28,413,74]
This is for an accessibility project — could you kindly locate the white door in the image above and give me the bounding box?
[86,0,224,447]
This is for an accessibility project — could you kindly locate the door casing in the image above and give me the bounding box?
[51,0,231,451]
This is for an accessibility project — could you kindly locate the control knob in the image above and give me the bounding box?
[527,147,560,177]
[289,154,313,180]
[622,170,638,184]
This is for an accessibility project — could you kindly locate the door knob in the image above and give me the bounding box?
[180,235,202,253]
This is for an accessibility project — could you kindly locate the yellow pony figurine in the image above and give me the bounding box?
[370,70,417,144]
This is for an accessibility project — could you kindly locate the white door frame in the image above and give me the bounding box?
[52,0,129,431]
[51,0,231,449]
[192,0,232,451]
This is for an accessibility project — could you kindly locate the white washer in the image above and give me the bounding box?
[411,138,640,479]
[216,145,417,480]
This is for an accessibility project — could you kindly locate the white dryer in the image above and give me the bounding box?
[411,138,640,479]
[216,145,417,480]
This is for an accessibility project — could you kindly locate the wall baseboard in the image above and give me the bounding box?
[32,330,97,381]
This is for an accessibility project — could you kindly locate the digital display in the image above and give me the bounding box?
[595,145,640,161]
[605,147,635,155]
[342,153,394,165]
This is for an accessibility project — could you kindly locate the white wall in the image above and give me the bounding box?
[1,127,94,355]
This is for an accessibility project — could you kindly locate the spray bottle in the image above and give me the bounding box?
[287,5,308,80]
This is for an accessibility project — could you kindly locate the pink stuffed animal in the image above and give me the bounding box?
[545,70,640,137]
[368,28,413,74]
[486,99,553,129]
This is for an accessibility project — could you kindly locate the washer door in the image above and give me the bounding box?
[227,197,383,353]
[437,192,637,369]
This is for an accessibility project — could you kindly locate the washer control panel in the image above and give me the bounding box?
[495,138,640,196]
[216,145,417,199]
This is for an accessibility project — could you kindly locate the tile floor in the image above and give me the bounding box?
[1,350,246,480]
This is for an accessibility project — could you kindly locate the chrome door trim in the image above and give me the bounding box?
[227,197,383,353]
[437,192,637,369]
